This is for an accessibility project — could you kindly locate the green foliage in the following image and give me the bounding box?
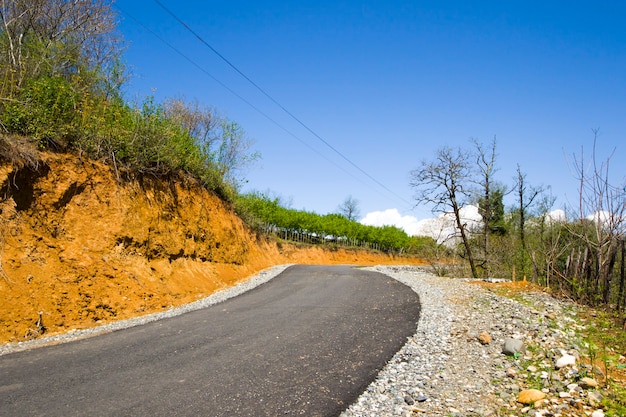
[578,310,626,415]
[0,1,257,203]
[236,192,438,255]
[1,75,82,146]
[214,120,260,187]
[478,187,507,235]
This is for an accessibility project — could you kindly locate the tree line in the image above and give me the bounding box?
[411,135,626,312]
[236,192,438,255]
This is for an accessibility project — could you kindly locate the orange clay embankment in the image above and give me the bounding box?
[0,146,425,344]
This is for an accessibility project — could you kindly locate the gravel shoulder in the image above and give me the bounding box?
[343,266,608,417]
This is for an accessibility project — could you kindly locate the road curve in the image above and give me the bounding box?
[0,265,421,417]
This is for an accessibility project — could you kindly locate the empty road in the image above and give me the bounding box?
[0,265,421,416]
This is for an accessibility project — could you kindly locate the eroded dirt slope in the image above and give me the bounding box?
[0,148,424,344]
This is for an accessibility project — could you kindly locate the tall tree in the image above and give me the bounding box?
[515,164,542,251]
[410,146,479,278]
[337,195,361,221]
[472,137,503,277]
[514,164,543,279]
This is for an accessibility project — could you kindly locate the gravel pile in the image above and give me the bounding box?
[1,264,610,416]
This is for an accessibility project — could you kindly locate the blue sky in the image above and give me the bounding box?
[115,1,626,229]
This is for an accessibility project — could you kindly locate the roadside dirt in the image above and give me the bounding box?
[0,145,425,344]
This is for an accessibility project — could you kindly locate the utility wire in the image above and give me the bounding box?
[152,0,413,207]
[117,5,377,193]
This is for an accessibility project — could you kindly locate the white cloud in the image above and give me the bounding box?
[360,208,421,235]
[547,209,567,223]
[545,209,621,226]
[413,205,482,244]
[360,205,483,245]
[587,210,611,225]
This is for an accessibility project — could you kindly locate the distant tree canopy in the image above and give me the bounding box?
[236,192,438,255]
[0,0,258,200]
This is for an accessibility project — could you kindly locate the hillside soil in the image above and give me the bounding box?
[0,143,425,344]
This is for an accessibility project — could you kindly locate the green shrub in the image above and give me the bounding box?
[0,3,252,205]
[1,75,81,147]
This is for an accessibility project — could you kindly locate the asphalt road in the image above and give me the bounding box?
[0,265,421,417]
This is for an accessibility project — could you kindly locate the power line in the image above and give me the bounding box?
[117,5,379,194]
[152,0,413,207]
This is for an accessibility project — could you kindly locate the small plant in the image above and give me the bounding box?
[603,383,626,416]
[577,309,626,413]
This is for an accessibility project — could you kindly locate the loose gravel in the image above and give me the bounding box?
[1,264,607,416]
[342,266,606,417]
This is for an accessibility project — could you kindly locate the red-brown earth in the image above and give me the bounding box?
[0,142,425,344]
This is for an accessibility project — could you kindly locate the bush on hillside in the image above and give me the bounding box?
[0,1,257,202]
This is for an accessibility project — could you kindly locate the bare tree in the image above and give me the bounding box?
[514,164,544,280]
[568,130,625,304]
[472,137,502,277]
[163,98,220,149]
[532,187,558,282]
[215,120,259,189]
[161,98,259,189]
[337,195,361,221]
[0,0,121,88]
[410,146,479,278]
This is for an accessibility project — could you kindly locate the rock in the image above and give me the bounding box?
[416,395,428,403]
[588,391,603,407]
[502,338,525,356]
[505,368,517,378]
[555,353,576,369]
[571,399,585,412]
[517,389,546,405]
[403,395,415,405]
[579,377,599,388]
[592,365,606,379]
[478,331,492,345]
[591,410,605,417]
